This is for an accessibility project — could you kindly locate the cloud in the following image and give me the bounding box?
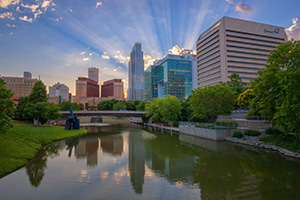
[19,15,33,23]
[41,1,51,9]
[96,1,102,8]
[10,32,13,35]
[143,55,157,69]
[34,10,43,19]
[80,51,86,55]
[82,57,89,61]
[102,54,110,59]
[285,18,300,40]
[0,12,15,20]
[0,0,19,8]
[21,3,39,13]
[168,45,184,55]
[6,24,16,27]
[225,0,256,14]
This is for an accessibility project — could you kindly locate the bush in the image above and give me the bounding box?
[244,129,261,136]
[265,127,282,135]
[233,131,244,138]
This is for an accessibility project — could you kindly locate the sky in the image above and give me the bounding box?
[0,0,300,95]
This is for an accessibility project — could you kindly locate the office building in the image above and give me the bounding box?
[75,77,99,103]
[101,79,124,100]
[88,67,99,83]
[49,82,69,104]
[144,52,194,101]
[196,16,287,87]
[0,72,37,97]
[23,72,32,79]
[128,42,144,101]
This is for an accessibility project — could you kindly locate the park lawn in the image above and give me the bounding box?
[0,121,87,178]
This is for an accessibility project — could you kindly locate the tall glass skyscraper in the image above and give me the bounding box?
[128,42,144,101]
[144,53,195,101]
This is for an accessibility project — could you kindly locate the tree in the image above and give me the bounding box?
[59,101,80,111]
[97,99,119,110]
[0,78,14,133]
[237,89,254,108]
[136,101,147,111]
[189,84,236,122]
[145,95,182,124]
[249,40,300,135]
[227,73,247,96]
[113,101,127,111]
[15,96,28,120]
[25,80,60,126]
[125,100,136,111]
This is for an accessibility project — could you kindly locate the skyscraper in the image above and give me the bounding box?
[88,67,99,83]
[196,17,287,87]
[128,42,144,101]
[144,52,195,101]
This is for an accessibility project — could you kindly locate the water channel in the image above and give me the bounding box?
[1,124,300,199]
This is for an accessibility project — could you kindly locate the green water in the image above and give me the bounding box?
[0,125,299,199]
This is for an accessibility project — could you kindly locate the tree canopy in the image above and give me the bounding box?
[59,101,80,111]
[145,95,182,123]
[189,84,236,122]
[25,80,60,126]
[0,78,14,133]
[249,40,300,135]
[227,73,247,96]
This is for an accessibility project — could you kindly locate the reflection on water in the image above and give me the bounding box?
[1,125,300,199]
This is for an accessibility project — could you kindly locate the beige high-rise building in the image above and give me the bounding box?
[196,17,287,87]
[1,72,38,97]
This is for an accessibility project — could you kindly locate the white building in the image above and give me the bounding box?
[49,82,69,103]
[196,16,287,87]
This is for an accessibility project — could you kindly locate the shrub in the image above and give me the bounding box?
[265,127,282,135]
[244,129,261,136]
[233,131,244,138]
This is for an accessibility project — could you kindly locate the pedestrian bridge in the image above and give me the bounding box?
[60,110,146,118]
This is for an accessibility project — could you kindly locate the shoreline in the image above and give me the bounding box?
[0,121,87,178]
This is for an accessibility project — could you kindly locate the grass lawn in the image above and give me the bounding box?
[260,134,300,153]
[0,121,87,178]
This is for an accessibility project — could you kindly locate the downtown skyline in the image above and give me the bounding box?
[0,0,300,94]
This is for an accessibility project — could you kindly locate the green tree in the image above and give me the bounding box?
[250,40,300,135]
[189,84,235,122]
[46,103,61,122]
[97,99,119,110]
[145,95,182,124]
[25,80,60,126]
[125,100,136,111]
[227,73,247,95]
[113,101,127,111]
[237,89,254,108]
[59,101,80,111]
[136,101,147,111]
[0,78,14,133]
[15,96,28,120]
[28,80,48,103]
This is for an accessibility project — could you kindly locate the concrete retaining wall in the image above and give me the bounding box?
[179,125,236,141]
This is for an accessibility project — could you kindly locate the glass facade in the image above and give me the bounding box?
[144,54,193,101]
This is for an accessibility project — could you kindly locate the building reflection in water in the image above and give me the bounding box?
[101,134,123,156]
[128,132,145,194]
[75,137,99,167]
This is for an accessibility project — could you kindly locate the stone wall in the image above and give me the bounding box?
[179,125,236,141]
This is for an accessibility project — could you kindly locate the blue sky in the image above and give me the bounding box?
[0,0,299,94]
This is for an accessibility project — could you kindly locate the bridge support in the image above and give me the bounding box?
[91,116,103,123]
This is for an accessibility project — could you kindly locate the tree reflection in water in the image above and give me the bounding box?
[25,142,61,187]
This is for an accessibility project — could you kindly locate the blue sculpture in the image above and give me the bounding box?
[65,106,80,130]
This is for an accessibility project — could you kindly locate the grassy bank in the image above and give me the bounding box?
[0,121,87,178]
[260,134,300,154]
